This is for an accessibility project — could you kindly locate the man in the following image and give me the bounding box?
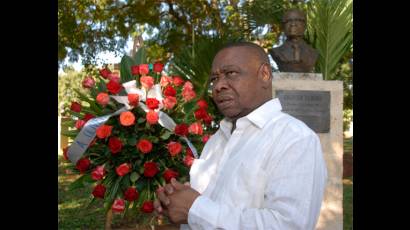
[155,42,327,229]
[269,9,318,73]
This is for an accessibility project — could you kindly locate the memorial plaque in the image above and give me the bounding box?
[276,90,330,133]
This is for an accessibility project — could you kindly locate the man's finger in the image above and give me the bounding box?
[164,183,174,195]
[170,178,185,190]
[153,199,163,213]
[157,189,171,206]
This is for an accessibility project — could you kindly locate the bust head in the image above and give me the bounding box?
[282,9,306,40]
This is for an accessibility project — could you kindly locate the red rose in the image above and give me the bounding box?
[119,111,135,126]
[107,73,120,83]
[70,102,82,113]
[106,80,122,94]
[140,76,154,89]
[172,76,184,86]
[108,137,123,154]
[174,123,189,136]
[112,198,125,213]
[163,85,177,97]
[91,165,106,180]
[83,113,95,122]
[167,141,182,157]
[75,119,86,130]
[143,162,159,177]
[139,64,150,75]
[183,81,194,91]
[196,99,208,109]
[92,184,106,199]
[194,108,208,120]
[128,93,140,106]
[82,76,95,89]
[63,147,69,161]
[160,76,172,87]
[96,92,110,106]
[146,98,160,110]
[189,122,203,135]
[96,125,112,139]
[76,158,90,173]
[124,187,139,201]
[146,110,159,125]
[182,88,196,102]
[163,169,179,183]
[99,68,111,79]
[183,149,194,167]
[116,163,131,176]
[163,96,177,110]
[153,61,164,73]
[203,114,213,125]
[137,139,153,154]
[131,65,139,75]
[141,201,154,213]
[202,135,210,143]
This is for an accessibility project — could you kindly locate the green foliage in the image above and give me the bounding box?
[306,0,353,80]
[343,109,353,132]
[58,68,88,115]
[58,0,161,65]
[169,36,235,124]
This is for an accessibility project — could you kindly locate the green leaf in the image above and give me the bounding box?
[61,129,79,138]
[61,119,76,127]
[120,55,135,82]
[104,176,123,213]
[130,172,140,183]
[160,131,173,140]
[73,89,103,115]
[68,174,87,190]
[133,47,147,64]
[150,136,159,144]
[183,101,196,114]
[85,197,97,210]
[137,117,146,124]
[97,80,107,93]
[127,137,137,146]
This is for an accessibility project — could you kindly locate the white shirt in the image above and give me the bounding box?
[181,98,327,230]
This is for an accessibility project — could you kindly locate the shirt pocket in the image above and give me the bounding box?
[226,162,268,208]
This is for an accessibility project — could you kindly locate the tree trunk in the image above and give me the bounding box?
[105,209,113,230]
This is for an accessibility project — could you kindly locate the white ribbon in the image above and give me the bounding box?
[67,80,199,164]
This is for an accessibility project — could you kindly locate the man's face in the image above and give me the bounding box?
[210,47,266,120]
[283,10,306,38]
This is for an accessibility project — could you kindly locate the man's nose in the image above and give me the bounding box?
[213,77,230,93]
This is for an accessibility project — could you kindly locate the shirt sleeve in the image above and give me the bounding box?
[187,134,328,230]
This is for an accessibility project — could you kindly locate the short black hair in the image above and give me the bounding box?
[216,41,270,64]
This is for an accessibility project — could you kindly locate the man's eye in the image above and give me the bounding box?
[226,71,237,76]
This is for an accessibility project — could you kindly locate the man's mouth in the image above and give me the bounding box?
[216,96,234,109]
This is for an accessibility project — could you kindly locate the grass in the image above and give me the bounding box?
[58,156,147,229]
[343,176,353,230]
[58,156,107,229]
[343,136,353,230]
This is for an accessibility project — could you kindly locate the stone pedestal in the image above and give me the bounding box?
[272,72,344,230]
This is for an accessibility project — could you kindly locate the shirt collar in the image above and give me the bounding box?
[245,98,282,129]
[218,98,283,137]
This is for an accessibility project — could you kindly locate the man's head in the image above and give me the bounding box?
[282,9,306,39]
[210,42,273,121]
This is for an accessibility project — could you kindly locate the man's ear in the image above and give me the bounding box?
[260,64,272,88]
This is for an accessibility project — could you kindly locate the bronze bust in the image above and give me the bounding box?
[269,9,318,73]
